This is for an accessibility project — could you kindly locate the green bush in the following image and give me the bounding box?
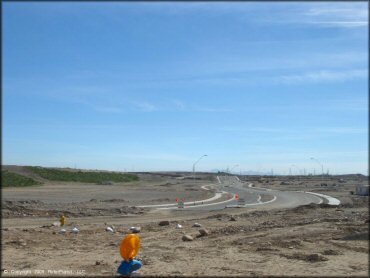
[2,171,41,187]
[27,167,139,184]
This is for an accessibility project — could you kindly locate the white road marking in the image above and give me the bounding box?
[305,192,340,205]
[157,194,236,210]
[201,185,211,191]
[137,183,224,208]
[141,177,337,211]
[226,195,277,208]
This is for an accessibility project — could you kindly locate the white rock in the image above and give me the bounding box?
[72,227,79,234]
[182,235,194,241]
[59,229,67,234]
[176,224,183,229]
[106,227,114,232]
[130,227,141,233]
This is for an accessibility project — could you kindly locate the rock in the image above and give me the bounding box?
[72,227,79,234]
[95,261,101,265]
[176,224,183,229]
[192,223,202,227]
[322,249,340,255]
[229,216,236,221]
[199,228,209,236]
[52,231,56,235]
[182,235,193,241]
[307,254,327,262]
[130,227,141,233]
[159,220,170,226]
[59,229,67,234]
[105,227,114,232]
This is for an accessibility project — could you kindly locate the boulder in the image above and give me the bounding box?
[159,220,170,226]
[182,235,193,241]
[199,228,210,236]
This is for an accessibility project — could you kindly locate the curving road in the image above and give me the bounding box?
[152,175,339,211]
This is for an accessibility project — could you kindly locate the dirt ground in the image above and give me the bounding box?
[1,172,369,277]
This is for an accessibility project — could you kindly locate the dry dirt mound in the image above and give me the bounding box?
[1,200,149,218]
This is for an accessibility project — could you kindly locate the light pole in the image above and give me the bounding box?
[193,154,207,180]
[230,164,239,174]
[291,164,300,182]
[310,157,324,185]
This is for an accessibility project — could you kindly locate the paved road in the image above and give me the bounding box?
[157,176,325,211]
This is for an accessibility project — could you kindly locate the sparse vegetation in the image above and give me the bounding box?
[2,171,41,187]
[26,167,139,184]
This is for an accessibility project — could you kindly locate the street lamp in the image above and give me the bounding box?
[230,164,239,174]
[310,157,324,185]
[193,155,208,180]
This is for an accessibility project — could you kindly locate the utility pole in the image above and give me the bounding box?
[193,155,208,180]
[311,157,324,185]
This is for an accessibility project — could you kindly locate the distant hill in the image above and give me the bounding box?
[1,165,139,186]
[2,170,41,187]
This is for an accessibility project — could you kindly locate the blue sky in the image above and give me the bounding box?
[3,2,368,175]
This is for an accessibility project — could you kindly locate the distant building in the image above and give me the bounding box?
[356,185,369,196]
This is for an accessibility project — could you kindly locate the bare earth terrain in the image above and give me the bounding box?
[1,168,369,277]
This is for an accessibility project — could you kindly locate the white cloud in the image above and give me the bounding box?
[303,4,368,28]
[132,101,157,112]
[217,126,368,136]
[194,106,232,113]
[314,127,368,134]
[171,99,185,110]
[310,21,368,28]
[276,69,367,84]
